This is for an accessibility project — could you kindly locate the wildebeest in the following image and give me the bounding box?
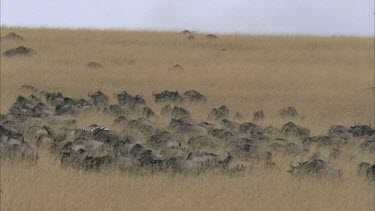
[88,91,109,110]
[187,136,219,150]
[303,135,348,147]
[169,118,205,134]
[183,90,207,102]
[348,124,374,138]
[281,122,310,138]
[234,112,243,120]
[169,64,184,71]
[208,128,239,144]
[357,162,375,181]
[127,118,155,136]
[141,106,155,119]
[46,115,76,125]
[20,84,38,93]
[43,92,64,106]
[2,32,24,40]
[208,105,229,120]
[220,153,252,173]
[187,35,195,40]
[221,119,240,132]
[171,106,191,119]
[116,91,146,111]
[278,106,299,118]
[359,139,375,153]
[86,62,104,69]
[3,46,35,57]
[206,34,218,39]
[147,131,179,149]
[113,116,128,125]
[181,30,192,34]
[8,95,53,118]
[253,110,265,121]
[288,153,343,179]
[238,122,264,136]
[160,104,173,116]
[60,144,113,170]
[153,90,183,103]
[0,125,38,164]
[283,143,309,156]
[103,104,125,117]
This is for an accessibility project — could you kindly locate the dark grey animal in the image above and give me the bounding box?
[153,90,183,103]
[127,118,155,136]
[169,118,202,134]
[348,124,374,138]
[160,105,173,116]
[0,125,38,164]
[253,110,265,121]
[357,162,375,181]
[208,128,239,143]
[2,32,24,40]
[113,116,128,125]
[234,112,243,120]
[183,90,207,102]
[359,139,375,153]
[44,92,65,106]
[221,119,240,132]
[60,144,113,170]
[288,153,343,179]
[147,131,179,149]
[20,84,38,93]
[208,105,229,120]
[181,30,192,34]
[328,125,349,136]
[187,136,219,150]
[206,34,218,39]
[238,122,264,136]
[187,35,195,40]
[171,106,191,119]
[141,106,155,119]
[86,62,103,69]
[278,107,299,118]
[3,46,35,57]
[115,91,134,106]
[281,122,310,138]
[219,153,251,173]
[283,143,309,156]
[103,104,125,117]
[88,91,109,109]
[8,95,52,118]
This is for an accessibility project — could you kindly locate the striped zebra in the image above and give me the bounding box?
[71,124,110,135]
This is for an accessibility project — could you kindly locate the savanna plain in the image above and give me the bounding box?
[0,27,374,211]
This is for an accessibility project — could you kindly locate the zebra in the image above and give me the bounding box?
[71,124,110,135]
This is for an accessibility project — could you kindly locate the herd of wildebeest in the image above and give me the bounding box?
[1,32,374,181]
[1,84,374,181]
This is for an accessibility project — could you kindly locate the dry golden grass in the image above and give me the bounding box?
[1,27,374,211]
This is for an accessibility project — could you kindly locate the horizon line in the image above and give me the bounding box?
[1,25,374,38]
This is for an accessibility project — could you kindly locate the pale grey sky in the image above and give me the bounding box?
[1,0,374,36]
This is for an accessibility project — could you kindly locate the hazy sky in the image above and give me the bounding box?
[1,0,374,36]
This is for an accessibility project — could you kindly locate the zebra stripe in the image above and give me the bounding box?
[71,124,110,135]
